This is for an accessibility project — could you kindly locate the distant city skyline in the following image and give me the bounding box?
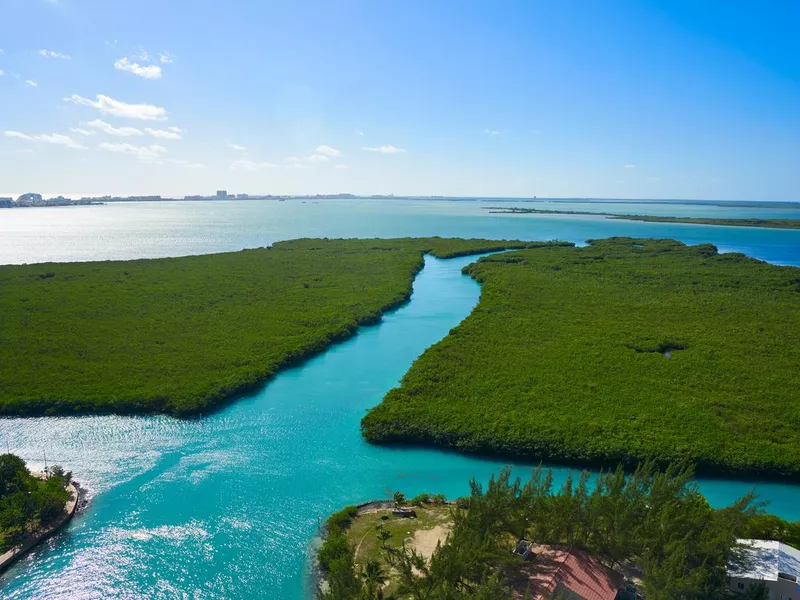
[1,1,799,201]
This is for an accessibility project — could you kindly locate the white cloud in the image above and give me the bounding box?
[483,128,501,136]
[168,159,205,169]
[4,130,85,149]
[114,58,162,80]
[159,52,175,64]
[0,69,4,76]
[145,127,182,140]
[287,153,332,163]
[315,145,341,157]
[227,142,247,151]
[85,119,144,137]
[38,49,71,60]
[25,80,38,87]
[70,128,95,136]
[362,145,406,154]
[65,94,167,120]
[230,159,278,171]
[99,142,167,161]
[623,164,637,169]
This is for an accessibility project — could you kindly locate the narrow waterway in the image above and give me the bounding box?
[1,254,799,599]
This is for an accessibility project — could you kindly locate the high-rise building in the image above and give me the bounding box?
[216,190,228,199]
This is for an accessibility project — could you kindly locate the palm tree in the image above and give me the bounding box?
[360,559,388,600]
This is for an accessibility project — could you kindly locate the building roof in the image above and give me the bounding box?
[727,539,800,582]
[512,544,623,600]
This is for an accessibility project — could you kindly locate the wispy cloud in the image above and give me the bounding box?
[0,69,4,77]
[70,127,95,136]
[623,164,636,169]
[315,145,341,158]
[230,159,278,171]
[159,52,175,64]
[99,142,167,161]
[483,128,501,136]
[168,159,205,169]
[145,126,182,140]
[64,94,167,120]
[85,119,143,137]
[114,57,162,79]
[356,130,364,136]
[362,145,406,154]
[334,164,347,169]
[287,147,340,163]
[25,80,38,88]
[38,49,71,60]
[227,142,247,151]
[5,130,85,149]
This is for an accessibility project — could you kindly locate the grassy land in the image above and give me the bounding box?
[319,502,454,598]
[362,237,800,477]
[0,237,550,417]
[486,206,800,230]
[347,505,452,566]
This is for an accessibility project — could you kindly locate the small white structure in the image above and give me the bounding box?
[728,539,800,598]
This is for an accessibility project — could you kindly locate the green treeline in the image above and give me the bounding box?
[319,461,786,600]
[0,238,549,417]
[486,206,800,230]
[362,238,800,476]
[0,453,72,551]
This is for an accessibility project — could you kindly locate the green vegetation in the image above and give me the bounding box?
[0,237,552,417]
[0,454,72,552]
[363,238,800,476]
[318,461,768,600]
[486,206,800,230]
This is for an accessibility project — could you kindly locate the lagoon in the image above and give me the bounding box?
[1,198,799,598]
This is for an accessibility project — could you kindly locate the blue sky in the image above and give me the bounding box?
[1,0,798,200]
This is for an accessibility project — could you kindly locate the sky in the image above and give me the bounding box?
[0,0,798,200]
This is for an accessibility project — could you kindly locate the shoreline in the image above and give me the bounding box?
[0,481,82,576]
[485,206,800,230]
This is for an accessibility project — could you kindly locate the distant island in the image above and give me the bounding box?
[485,206,800,230]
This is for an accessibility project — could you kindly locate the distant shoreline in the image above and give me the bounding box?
[485,206,800,230]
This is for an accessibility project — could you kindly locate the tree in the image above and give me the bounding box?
[744,582,769,600]
[360,559,388,599]
[377,527,392,548]
[394,491,406,507]
[0,454,28,497]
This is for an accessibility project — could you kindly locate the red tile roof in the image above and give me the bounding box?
[512,544,623,600]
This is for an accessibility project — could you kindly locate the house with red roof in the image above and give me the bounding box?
[511,544,624,600]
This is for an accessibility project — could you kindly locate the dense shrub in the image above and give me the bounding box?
[0,237,547,417]
[362,237,800,476]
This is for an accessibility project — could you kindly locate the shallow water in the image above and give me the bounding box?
[1,199,799,598]
[1,198,799,265]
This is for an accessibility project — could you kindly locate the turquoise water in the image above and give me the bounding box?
[1,199,800,598]
[1,198,799,265]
